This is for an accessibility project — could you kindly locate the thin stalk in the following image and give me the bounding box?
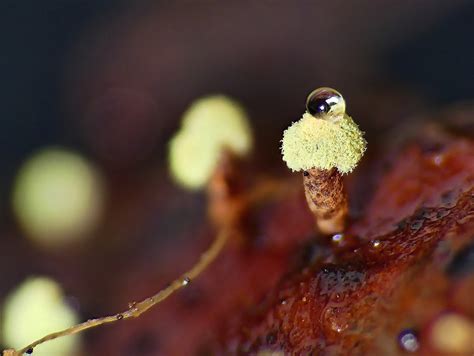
[10,230,229,356]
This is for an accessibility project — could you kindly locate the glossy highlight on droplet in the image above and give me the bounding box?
[398,329,419,352]
[306,87,346,117]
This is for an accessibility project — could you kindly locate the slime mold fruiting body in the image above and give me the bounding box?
[281,87,366,233]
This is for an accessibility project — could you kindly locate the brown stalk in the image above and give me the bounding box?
[207,150,246,228]
[4,229,229,356]
[303,167,348,234]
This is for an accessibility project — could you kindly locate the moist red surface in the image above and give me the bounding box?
[91,133,474,355]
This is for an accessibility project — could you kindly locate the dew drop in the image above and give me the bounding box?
[308,99,330,115]
[332,234,344,243]
[116,314,124,320]
[306,87,346,117]
[331,233,361,250]
[182,277,191,286]
[398,329,419,352]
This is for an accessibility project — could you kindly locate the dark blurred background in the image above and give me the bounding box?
[0,0,473,353]
[1,0,474,178]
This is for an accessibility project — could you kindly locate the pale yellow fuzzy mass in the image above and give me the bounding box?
[169,129,221,189]
[169,95,252,189]
[12,148,103,246]
[181,96,252,156]
[281,112,366,173]
[2,277,80,355]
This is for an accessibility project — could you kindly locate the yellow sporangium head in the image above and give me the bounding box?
[12,148,104,246]
[281,88,366,173]
[2,277,80,356]
[169,95,253,189]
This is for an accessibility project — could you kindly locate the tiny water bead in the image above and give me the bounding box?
[307,97,330,115]
[398,329,419,352]
[330,233,361,251]
[332,234,344,243]
[306,87,346,118]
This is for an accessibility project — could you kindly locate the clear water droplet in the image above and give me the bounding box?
[182,277,191,286]
[306,87,346,118]
[398,329,419,352]
[332,234,344,243]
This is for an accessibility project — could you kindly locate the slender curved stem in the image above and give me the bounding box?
[9,230,229,356]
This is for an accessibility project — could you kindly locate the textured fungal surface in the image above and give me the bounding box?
[281,113,366,173]
[169,95,253,189]
[218,133,474,355]
[303,167,348,233]
[303,167,346,218]
[91,112,474,356]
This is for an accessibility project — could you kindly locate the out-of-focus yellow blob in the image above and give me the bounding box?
[12,148,104,246]
[430,313,474,354]
[181,96,253,156]
[281,112,366,174]
[1,277,80,356]
[169,130,221,189]
[169,95,253,189]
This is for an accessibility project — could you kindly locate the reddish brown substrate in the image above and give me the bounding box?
[216,138,474,355]
[90,130,474,355]
[219,191,473,354]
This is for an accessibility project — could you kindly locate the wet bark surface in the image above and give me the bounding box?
[91,117,474,356]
